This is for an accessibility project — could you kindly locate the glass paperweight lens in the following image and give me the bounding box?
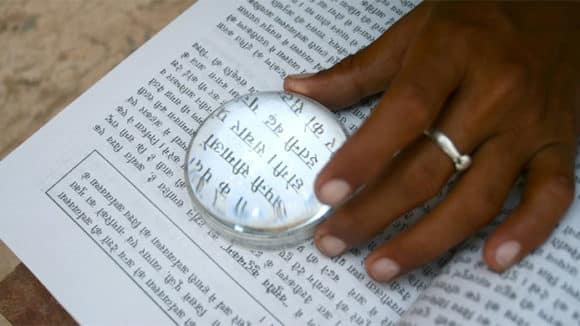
[186,91,347,248]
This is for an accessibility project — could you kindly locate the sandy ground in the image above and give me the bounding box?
[0,1,195,324]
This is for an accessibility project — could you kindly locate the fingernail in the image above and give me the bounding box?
[286,72,315,80]
[369,258,400,282]
[495,241,521,269]
[318,235,346,257]
[318,179,351,205]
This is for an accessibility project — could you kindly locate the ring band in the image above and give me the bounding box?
[424,129,472,171]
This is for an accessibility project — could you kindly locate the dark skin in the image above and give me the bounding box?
[284,2,580,282]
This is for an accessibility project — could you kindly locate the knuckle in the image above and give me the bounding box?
[493,62,530,95]
[540,175,575,208]
[522,111,546,134]
[336,54,367,98]
[455,24,485,45]
[433,19,472,40]
[395,85,433,127]
[478,187,506,217]
[433,20,487,55]
[400,157,443,199]
[339,53,364,72]
[462,188,506,229]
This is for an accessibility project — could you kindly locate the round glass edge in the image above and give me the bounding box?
[184,90,348,249]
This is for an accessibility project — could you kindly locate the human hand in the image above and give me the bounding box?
[284,2,580,282]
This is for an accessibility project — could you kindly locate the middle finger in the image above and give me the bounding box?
[314,72,516,256]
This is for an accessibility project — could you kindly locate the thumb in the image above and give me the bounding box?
[283,4,429,109]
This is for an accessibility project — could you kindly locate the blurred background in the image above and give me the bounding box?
[0,1,194,324]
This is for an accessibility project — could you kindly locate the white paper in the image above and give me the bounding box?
[0,1,431,325]
[401,187,580,325]
[3,0,579,325]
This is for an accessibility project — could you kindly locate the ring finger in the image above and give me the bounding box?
[315,120,484,256]
[364,134,528,282]
[314,75,516,256]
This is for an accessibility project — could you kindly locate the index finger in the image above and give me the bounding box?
[315,27,466,205]
[283,3,431,109]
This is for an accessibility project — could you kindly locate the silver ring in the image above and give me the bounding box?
[424,129,471,171]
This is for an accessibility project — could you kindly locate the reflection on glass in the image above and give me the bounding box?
[186,91,347,248]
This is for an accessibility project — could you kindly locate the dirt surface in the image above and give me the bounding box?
[0,1,195,324]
